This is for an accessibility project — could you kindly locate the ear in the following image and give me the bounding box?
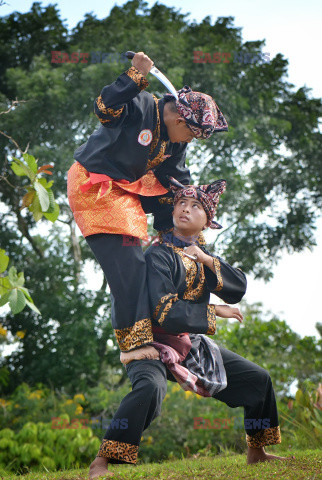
[175,116,186,125]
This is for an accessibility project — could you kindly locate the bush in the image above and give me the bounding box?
[0,417,100,473]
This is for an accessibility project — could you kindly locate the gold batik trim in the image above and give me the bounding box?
[212,257,223,291]
[146,140,168,170]
[125,66,149,90]
[97,439,139,464]
[162,243,205,301]
[153,293,179,326]
[149,96,161,154]
[197,232,206,245]
[206,304,216,335]
[246,426,282,448]
[115,318,153,352]
[158,196,174,205]
[96,96,124,117]
[146,95,168,171]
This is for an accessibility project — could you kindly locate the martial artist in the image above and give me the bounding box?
[67,51,228,356]
[88,178,294,478]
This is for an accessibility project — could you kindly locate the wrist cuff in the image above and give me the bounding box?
[125,66,149,90]
[206,304,217,335]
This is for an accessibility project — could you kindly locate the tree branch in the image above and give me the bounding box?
[0,129,29,155]
[0,99,30,154]
[69,220,82,284]
[12,196,44,259]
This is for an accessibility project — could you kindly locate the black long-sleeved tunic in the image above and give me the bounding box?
[73,66,190,231]
[145,232,247,335]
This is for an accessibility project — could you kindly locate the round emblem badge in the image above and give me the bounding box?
[138,129,153,146]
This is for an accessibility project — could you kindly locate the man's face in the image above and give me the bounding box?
[166,118,195,144]
[173,196,208,237]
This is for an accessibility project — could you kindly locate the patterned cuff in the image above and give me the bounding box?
[125,66,149,90]
[115,318,153,351]
[96,439,139,464]
[206,304,216,335]
[95,96,124,123]
[212,257,223,291]
[246,426,282,448]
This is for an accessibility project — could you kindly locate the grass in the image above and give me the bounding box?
[0,449,321,480]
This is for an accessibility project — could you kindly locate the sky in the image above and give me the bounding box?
[1,0,322,339]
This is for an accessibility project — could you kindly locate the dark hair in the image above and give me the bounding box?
[164,96,178,113]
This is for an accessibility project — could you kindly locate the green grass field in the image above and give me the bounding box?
[0,449,321,480]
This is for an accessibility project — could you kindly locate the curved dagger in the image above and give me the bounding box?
[125,51,179,100]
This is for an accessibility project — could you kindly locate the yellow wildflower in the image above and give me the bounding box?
[0,398,8,407]
[163,393,170,402]
[16,331,25,339]
[74,393,85,402]
[28,390,42,400]
[184,390,193,398]
[146,436,153,444]
[75,405,83,415]
[171,384,181,393]
[0,326,7,336]
[65,399,73,405]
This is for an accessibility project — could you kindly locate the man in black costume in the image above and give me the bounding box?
[89,178,294,478]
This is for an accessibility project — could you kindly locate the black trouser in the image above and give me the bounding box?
[85,233,151,347]
[96,344,281,464]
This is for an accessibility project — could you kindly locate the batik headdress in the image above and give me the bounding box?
[167,175,226,229]
[164,85,228,139]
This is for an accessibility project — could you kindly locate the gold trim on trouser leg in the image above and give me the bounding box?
[115,318,153,352]
[96,439,139,464]
[246,425,282,448]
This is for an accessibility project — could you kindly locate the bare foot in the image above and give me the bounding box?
[247,446,295,465]
[88,456,114,478]
[120,345,160,365]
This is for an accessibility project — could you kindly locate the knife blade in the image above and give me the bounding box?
[125,51,179,100]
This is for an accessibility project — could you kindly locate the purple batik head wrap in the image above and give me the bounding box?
[164,85,228,139]
[167,175,227,229]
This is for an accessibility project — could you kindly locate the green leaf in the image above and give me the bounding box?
[0,291,11,307]
[38,177,49,188]
[8,289,26,314]
[0,249,9,274]
[0,276,11,296]
[18,286,33,302]
[43,202,60,223]
[8,266,18,286]
[34,181,50,211]
[17,272,25,287]
[25,298,41,315]
[29,193,43,221]
[11,161,27,177]
[45,189,56,213]
[11,157,33,179]
[23,153,38,174]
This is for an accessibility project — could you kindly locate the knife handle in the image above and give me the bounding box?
[125,51,136,59]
